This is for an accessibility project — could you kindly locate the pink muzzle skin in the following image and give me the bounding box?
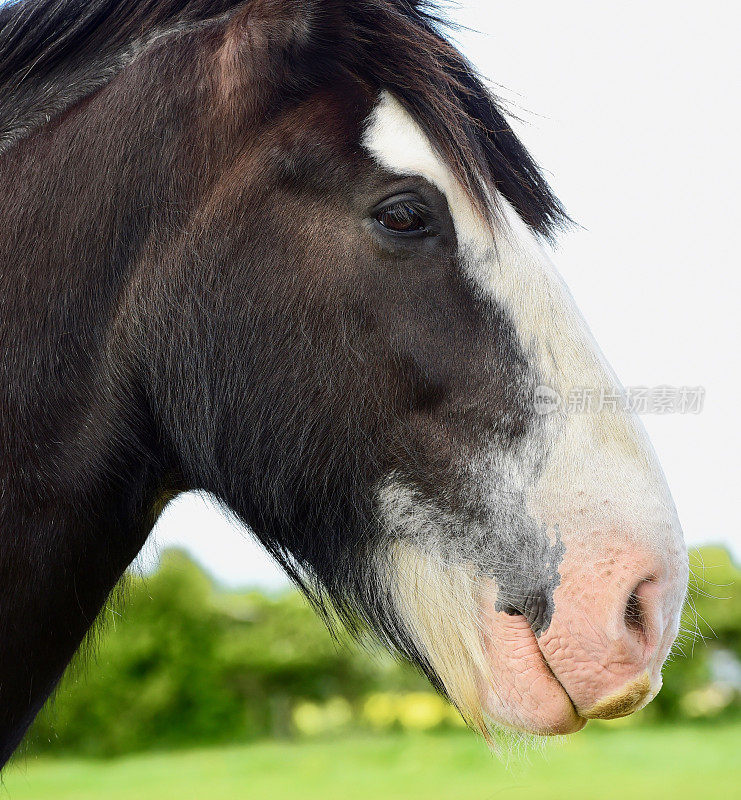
[479,536,687,734]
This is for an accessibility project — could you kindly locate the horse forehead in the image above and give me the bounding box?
[279,85,371,144]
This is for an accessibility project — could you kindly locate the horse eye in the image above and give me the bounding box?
[375,201,428,235]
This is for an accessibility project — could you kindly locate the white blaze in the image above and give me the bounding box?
[362,91,679,543]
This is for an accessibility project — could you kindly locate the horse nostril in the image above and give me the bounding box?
[499,590,550,637]
[624,589,644,632]
[623,580,654,645]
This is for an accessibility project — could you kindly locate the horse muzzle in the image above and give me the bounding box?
[479,526,688,735]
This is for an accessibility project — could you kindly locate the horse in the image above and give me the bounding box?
[0,0,688,766]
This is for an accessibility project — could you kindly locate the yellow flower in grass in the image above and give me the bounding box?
[292,697,352,736]
[362,693,398,730]
[397,692,448,731]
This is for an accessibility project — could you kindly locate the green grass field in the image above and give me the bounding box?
[4,724,740,800]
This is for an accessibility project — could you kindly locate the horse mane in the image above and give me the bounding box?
[0,0,568,237]
[0,0,245,153]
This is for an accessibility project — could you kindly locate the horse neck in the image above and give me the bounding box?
[0,27,225,488]
[0,28,234,764]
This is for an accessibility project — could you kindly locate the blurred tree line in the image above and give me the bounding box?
[21,546,741,758]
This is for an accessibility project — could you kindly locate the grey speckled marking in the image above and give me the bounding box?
[493,521,564,636]
[383,476,566,637]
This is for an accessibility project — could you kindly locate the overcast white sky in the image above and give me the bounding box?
[140,1,741,587]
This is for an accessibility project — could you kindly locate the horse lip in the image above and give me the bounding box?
[536,642,589,733]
